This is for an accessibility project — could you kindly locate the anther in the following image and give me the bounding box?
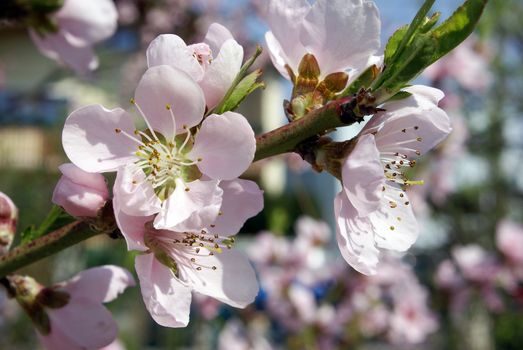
[115,128,121,133]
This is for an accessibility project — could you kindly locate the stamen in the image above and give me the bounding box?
[130,98,160,142]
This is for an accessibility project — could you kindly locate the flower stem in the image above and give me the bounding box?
[0,221,105,278]
[253,96,358,161]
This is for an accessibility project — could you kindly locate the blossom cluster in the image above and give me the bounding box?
[436,220,523,314]
[203,217,438,348]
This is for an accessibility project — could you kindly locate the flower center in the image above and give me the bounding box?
[379,125,425,188]
[144,223,235,280]
[189,43,213,70]
[115,100,202,201]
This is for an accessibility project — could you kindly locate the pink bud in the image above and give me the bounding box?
[52,163,109,217]
[0,192,17,254]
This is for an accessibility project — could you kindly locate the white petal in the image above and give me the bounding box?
[134,65,205,138]
[185,249,259,308]
[55,0,117,45]
[113,195,150,251]
[190,112,255,180]
[62,105,137,173]
[135,254,192,328]
[363,85,451,159]
[29,29,99,74]
[153,179,223,231]
[208,179,264,236]
[342,134,384,216]
[299,0,381,76]
[265,31,293,79]
[371,185,419,252]
[113,164,162,217]
[265,0,310,75]
[146,34,204,81]
[61,265,135,303]
[47,298,117,349]
[200,39,244,109]
[335,194,380,275]
[204,23,234,55]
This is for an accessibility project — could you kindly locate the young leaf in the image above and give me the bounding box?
[19,206,75,245]
[215,69,265,114]
[376,0,489,97]
[210,45,263,115]
[384,25,408,66]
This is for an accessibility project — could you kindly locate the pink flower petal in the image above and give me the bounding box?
[190,112,255,180]
[52,163,109,217]
[187,249,259,308]
[113,164,162,216]
[58,163,107,191]
[62,104,137,173]
[61,265,135,304]
[47,298,117,349]
[265,0,310,75]
[29,29,99,74]
[153,179,223,231]
[342,134,384,216]
[363,86,451,159]
[134,65,205,138]
[335,194,380,275]
[55,0,117,45]
[370,186,419,252]
[135,253,192,328]
[113,195,149,251]
[38,326,81,350]
[146,34,204,81]
[200,39,244,108]
[208,179,264,236]
[52,177,107,217]
[204,23,234,55]
[496,220,523,264]
[299,0,381,76]
[265,31,293,79]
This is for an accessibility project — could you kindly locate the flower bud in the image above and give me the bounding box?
[0,192,17,254]
[52,163,109,218]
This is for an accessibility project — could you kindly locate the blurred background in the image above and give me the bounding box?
[1,0,523,349]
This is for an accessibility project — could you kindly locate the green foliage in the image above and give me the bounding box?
[215,69,265,114]
[374,0,489,98]
[212,45,265,115]
[19,205,75,245]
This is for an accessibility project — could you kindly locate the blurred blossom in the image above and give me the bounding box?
[0,191,17,255]
[424,37,492,92]
[29,0,118,75]
[496,219,523,265]
[245,217,437,347]
[52,163,109,218]
[218,319,274,350]
[116,0,139,26]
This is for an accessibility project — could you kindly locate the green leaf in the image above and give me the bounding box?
[384,25,408,66]
[216,69,265,114]
[375,0,489,97]
[20,206,75,245]
[386,0,436,66]
[210,45,263,115]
